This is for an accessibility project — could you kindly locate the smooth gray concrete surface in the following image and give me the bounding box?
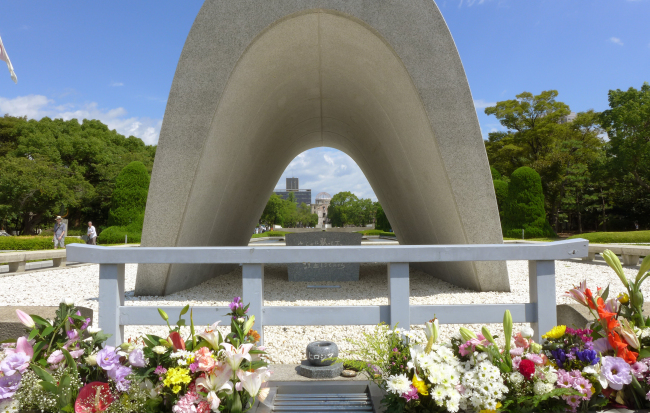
[136,1,508,296]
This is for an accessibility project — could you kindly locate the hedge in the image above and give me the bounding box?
[0,236,84,251]
[357,229,396,237]
[568,230,650,244]
[251,231,289,238]
[107,161,150,230]
[490,166,502,181]
[493,179,509,218]
[501,167,556,239]
[97,225,142,244]
[375,204,392,232]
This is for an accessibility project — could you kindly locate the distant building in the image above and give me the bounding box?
[311,192,332,228]
[559,112,577,124]
[274,178,311,206]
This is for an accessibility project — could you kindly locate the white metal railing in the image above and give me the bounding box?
[66,239,589,347]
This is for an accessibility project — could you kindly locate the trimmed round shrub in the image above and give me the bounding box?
[375,204,391,232]
[493,179,509,218]
[490,166,502,181]
[97,225,142,244]
[502,167,556,238]
[107,161,150,231]
[0,236,84,251]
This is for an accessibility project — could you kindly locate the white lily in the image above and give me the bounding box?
[236,367,270,397]
[196,364,233,411]
[424,319,439,352]
[198,321,222,350]
[220,342,254,371]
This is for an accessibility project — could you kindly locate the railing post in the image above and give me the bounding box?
[388,263,410,330]
[98,263,125,347]
[242,264,264,346]
[529,260,556,343]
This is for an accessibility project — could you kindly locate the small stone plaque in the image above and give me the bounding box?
[286,233,362,282]
[297,360,344,379]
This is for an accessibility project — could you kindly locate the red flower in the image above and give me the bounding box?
[519,359,536,380]
[75,382,115,413]
[168,331,186,351]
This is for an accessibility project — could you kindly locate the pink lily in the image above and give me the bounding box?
[196,364,233,411]
[197,321,222,350]
[220,342,254,371]
[5,337,34,358]
[15,309,35,329]
[236,367,270,397]
[565,280,589,307]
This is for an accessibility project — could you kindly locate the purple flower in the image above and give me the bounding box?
[189,361,199,373]
[576,349,599,366]
[229,297,243,312]
[631,362,649,379]
[47,350,65,366]
[551,348,566,369]
[593,337,613,354]
[81,318,91,330]
[128,348,146,367]
[97,346,121,371]
[601,356,632,390]
[402,385,419,402]
[154,366,167,375]
[0,353,30,376]
[108,365,132,391]
[66,330,79,341]
[0,373,21,400]
[69,349,85,359]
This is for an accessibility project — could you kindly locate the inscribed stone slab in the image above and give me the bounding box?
[286,233,362,282]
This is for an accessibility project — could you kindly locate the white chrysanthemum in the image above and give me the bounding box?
[545,371,558,384]
[386,374,412,395]
[446,398,460,413]
[509,371,524,385]
[432,385,447,402]
[533,381,554,395]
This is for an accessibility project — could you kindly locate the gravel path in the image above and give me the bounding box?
[0,259,644,364]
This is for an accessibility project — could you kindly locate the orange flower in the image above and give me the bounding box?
[247,329,261,343]
[591,294,638,364]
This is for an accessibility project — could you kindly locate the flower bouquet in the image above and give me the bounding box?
[0,297,270,413]
[342,251,650,412]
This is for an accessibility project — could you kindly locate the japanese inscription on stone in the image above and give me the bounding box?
[286,232,362,281]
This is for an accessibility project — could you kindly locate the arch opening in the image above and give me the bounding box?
[136,5,507,296]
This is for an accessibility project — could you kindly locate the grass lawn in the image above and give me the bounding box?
[567,230,650,244]
[502,237,563,242]
[251,231,290,238]
[357,229,396,237]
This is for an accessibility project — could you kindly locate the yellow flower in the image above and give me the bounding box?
[412,373,428,396]
[618,293,630,304]
[163,367,192,390]
[479,402,502,413]
[542,325,566,340]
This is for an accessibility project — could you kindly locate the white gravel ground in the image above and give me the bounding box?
[0,259,644,364]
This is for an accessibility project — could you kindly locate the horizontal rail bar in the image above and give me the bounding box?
[67,239,588,264]
[120,306,231,326]
[262,306,390,326]
[410,303,536,324]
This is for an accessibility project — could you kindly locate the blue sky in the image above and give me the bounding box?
[1,1,648,202]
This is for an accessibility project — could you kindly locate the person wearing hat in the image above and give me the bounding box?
[53,216,66,249]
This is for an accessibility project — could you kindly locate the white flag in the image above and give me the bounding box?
[0,35,17,84]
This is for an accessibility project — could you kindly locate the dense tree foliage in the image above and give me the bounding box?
[502,167,556,238]
[485,85,650,232]
[0,115,155,234]
[107,161,150,230]
[259,193,318,228]
[327,191,377,227]
[375,203,391,232]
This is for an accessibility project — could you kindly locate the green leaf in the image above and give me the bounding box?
[232,391,243,413]
[180,304,190,316]
[176,319,186,327]
[41,326,55,337]
[0,338,17,344]
[638,347,650,360]
[31,315,51,326]
[601,285,610,302]
[39,380,59,394]
[31,363,55,383]
[158,308,169,321]
[61,349,78,376]
[28,328,39,341]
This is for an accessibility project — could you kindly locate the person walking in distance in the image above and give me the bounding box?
[87,221,97,245]
[53,216,66,249]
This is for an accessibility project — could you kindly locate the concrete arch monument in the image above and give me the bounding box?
[136,1,509,296]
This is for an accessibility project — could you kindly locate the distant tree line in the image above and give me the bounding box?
[260,192,318,228]
[0,115,155,235]
[486,83,650,233]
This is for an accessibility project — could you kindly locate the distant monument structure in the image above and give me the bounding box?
[135,0,509,296]
[273,178,311,206]
[311,192,331,229]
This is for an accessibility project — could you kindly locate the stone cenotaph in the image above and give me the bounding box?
[286,232,362,282]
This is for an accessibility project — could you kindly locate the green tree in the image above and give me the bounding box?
[502,167,556,238]
[107,161,150,231]
[600,82,650,192]
[261,194,283,228]
[327,191,360,227]
[493,180,509,219]
[375,203,391,232]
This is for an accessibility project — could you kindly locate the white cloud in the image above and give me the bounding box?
[110,82,124,87]
[0,94,161,145]
[609,37,624,46]
[474,99,496,109]
[459,0,486,6]
[276,148,377,202]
